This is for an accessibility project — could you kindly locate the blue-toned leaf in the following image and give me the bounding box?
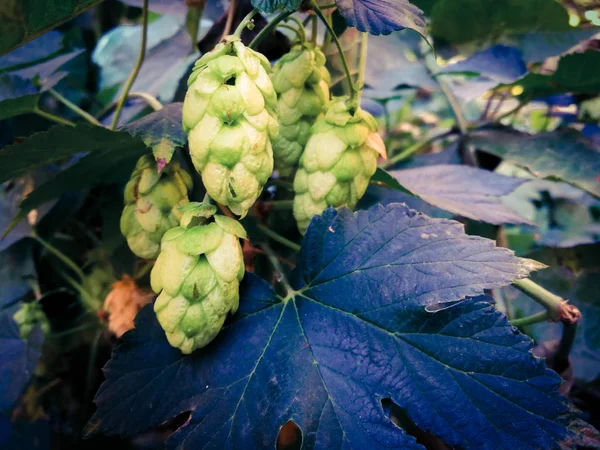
[86,204,570,449]
[512,29,600,63]
[0,169,58,251]
[121,0,226,19]
[123,103,185,166]
[390,165,532,225]
[251,0,302,13]
[335,0,427,36]
[0,241,36,309]
[0,30,63,71]
[0,48,83,120]
[0,313,43,412]
[469,128,600,198]
[438,45,526,84]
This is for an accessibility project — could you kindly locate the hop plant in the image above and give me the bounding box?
[13,302,49,339]
[182,36,279,217]
[150,204,246,354]
[293,97,387,233]
[270,42,331,177]
[120,155,193,260]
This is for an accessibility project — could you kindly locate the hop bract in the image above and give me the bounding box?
[182,36,278,217]
[120,155,193,259]
[271,43,330,177]
[293,97,386,233]
[150,212,246,354]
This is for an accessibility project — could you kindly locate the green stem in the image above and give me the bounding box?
[34,108,76,127]
[257,224,301,252]
[312,1,357,100]
[185,1,205,52]
[311,15,318,44]
[261,243,293,297]
[249,10,294,49]
[285,16,307,42]
[33,234,85,281]
[511,311,549,328]
[233,7,258,38]
[128,91,163,111]
[110,0,149,130]
[48,89,101,126]
[355,32,368,101]
[381,130,454,168]
[277,24,305,42]
[513,278,565,321]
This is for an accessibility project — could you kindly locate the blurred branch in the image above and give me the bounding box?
[257,224,301,252]
[222,0,238,40]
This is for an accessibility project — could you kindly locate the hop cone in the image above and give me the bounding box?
[150,212,245,353]
[271,43,330,177]
[293,97,386,233]
[182,36,279,217]
[14,302,49,339]
[120,155,193,259]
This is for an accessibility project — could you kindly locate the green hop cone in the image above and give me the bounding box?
[182,36,279,217]
[120,155,193,259]
[13,302,50,339]
[150,208,246,354]
[293,96,387,233]
[270,43,331,177]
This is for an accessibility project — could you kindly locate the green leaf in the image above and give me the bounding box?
[123,103,186,168]
[504,50,600,99]
[428,0,570,46]
[0,124,146,183]
[0,0,104,56]
[469,128,600,198]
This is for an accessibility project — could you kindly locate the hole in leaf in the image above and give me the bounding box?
[381,398,451,450]
[156,410,192,435]
[225,76,236,86]
[276,420,302,450]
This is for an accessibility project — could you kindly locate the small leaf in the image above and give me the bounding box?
[334,0,427,36]
[0,313,43,412]
[124,103,186,167]
[0,0,103,56]
[0,124,147,184]
[86,205,566,449]
[251,0,302,13]
[390,164,533,225]
[469,128,600,198]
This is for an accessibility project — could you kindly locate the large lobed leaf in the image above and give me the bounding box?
[0,0,103,56]
[469,128,600,198]
[85,204,579,449]
[0,313,43,412]
[251,0,302,13]
[334,0,427,36]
